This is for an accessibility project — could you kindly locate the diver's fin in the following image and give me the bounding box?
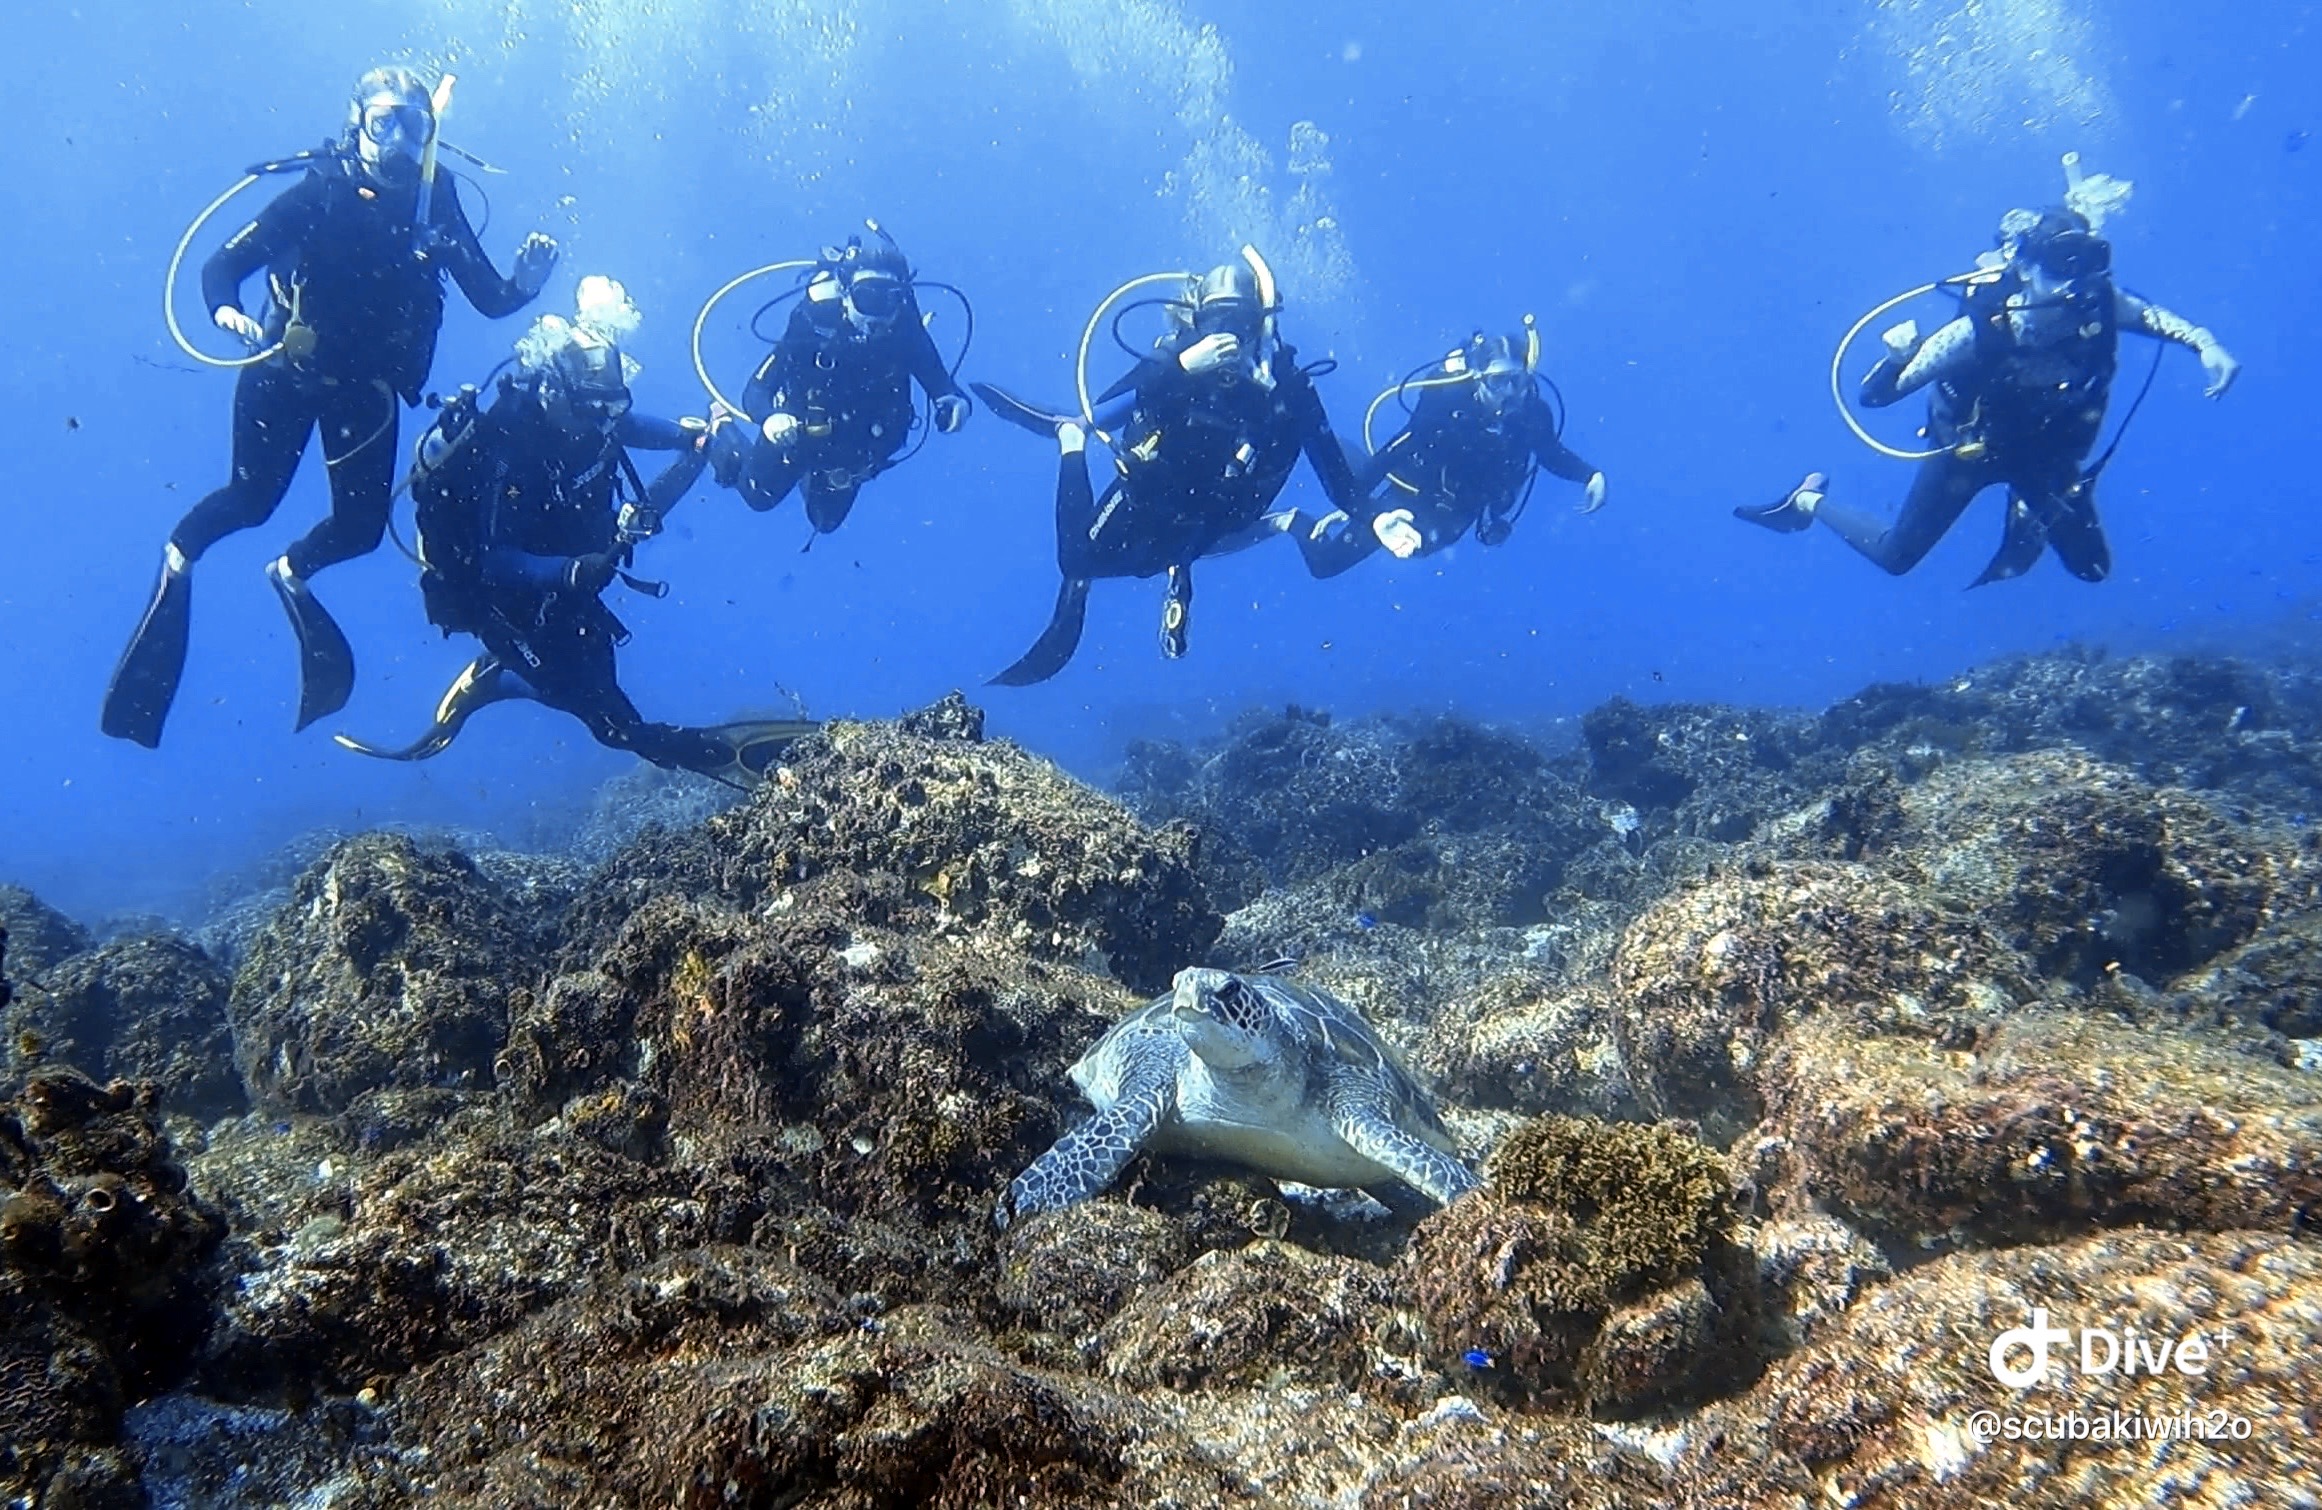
[266,556,356,730]
[1734,471,1826,535]
[989,577,1092,687]
[101,549,194,749]
[331,654,513,762]
[1970,495,2051,588]
[969,382,1077,437]
[673,717,820,787]
[1092,369,1143,407]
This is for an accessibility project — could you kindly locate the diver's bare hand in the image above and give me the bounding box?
[513,233,560,296]
[1180,332,1241,375]
[2200,344,2240,399]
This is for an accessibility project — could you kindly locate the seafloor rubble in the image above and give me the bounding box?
[4,651,2322,1507]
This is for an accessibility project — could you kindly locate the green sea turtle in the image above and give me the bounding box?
[997,966,1478,1228]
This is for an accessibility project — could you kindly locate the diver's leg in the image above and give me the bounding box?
[529,614,772,780]
[738,439,806,514]
[285,380,401,572]
[268,380,400,729]
[1816,453,1991,576]
[2040,473,2112,583]
[271,376,394,719]
[803,472,864,534]
[106,365,318,746]
[168,362,317,562]
[1281,510,1379,579]
[1053,432,1106,577]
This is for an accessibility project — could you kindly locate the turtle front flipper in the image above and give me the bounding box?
[1332,1107,1480,1209]
[996,1076,1173,1231]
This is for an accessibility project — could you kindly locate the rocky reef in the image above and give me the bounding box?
[3,647,2322,1507]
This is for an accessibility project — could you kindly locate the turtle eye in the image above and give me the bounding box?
[1212,980,1257,1028]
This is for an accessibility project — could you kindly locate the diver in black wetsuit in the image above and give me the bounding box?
[335,281,813,784]
[1737,206,2240,585]
[971,252,1361,684]
[1280,327,1607,577]
[103,67,558,749]
[706,224,970,536]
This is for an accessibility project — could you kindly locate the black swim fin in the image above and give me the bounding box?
[1734,471,1826,535]
[266,555,356,730]
[989,577,1092,687]
[101,548,194,749]
[1970,495,2051,588]
[332,654,514,762]
[969,382,1078,438]
[672,717,821,788]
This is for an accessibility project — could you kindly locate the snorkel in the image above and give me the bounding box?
[411,73,455,255]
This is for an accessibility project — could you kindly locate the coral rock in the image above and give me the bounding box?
[229,834,541,1113]
[1411,1116,1751,1414]
[1680,1229,2322,1508]
[1610,861,2028,1136]
[579,717,1220,994]
[1,1069,222,1507]
[1096,1239,1413,1394]
[1763,1009,2322,1247]
[7,935,243,1121]
[994,1199,1187,1336]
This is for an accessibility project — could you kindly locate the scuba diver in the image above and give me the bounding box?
[105,66,558,749]
[1736,197,2239,584]
[702,222,971,537]
[333,279,814,786]
[1279,321,1608,577]
[970,247,1361,684]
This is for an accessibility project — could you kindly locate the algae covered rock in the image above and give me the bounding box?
[1678,1228,2322,1509]
[1,1069,224,1508]
[1581,696,1826,842]
[1867,751,2287,986]
[1762,1009,2322,1247]
[994,1199,1187,1336]
[1409,1114,1750,1414]
[1609,861,2028,1136]
[7,935,243,1121]
[230,834,541,1113]
[0,885,94,979]
[202,1109,698,1390]
[536,888,1128,1229]
[1425,977,1638,1121]
[1095,1239,1414,1394]
[581,712,1220,993]
[382,1287,1242,1509]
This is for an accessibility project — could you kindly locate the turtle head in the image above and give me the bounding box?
[1171,967,1275,1072]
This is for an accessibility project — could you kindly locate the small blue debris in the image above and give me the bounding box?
[272,1121,292,1135]
[2292,814,2311,829]
[1462,1348,1495,1370]
[1354,912,1378,931]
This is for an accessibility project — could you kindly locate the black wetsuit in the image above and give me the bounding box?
[412,381,718,770]
[979,333,1360,684]
[1291,381,1598,577]
[1821,271,2120,584]
[174,149,537,577]
[727,287,965,533]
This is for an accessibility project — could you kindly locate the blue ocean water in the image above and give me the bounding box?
[0,0,2312,921]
